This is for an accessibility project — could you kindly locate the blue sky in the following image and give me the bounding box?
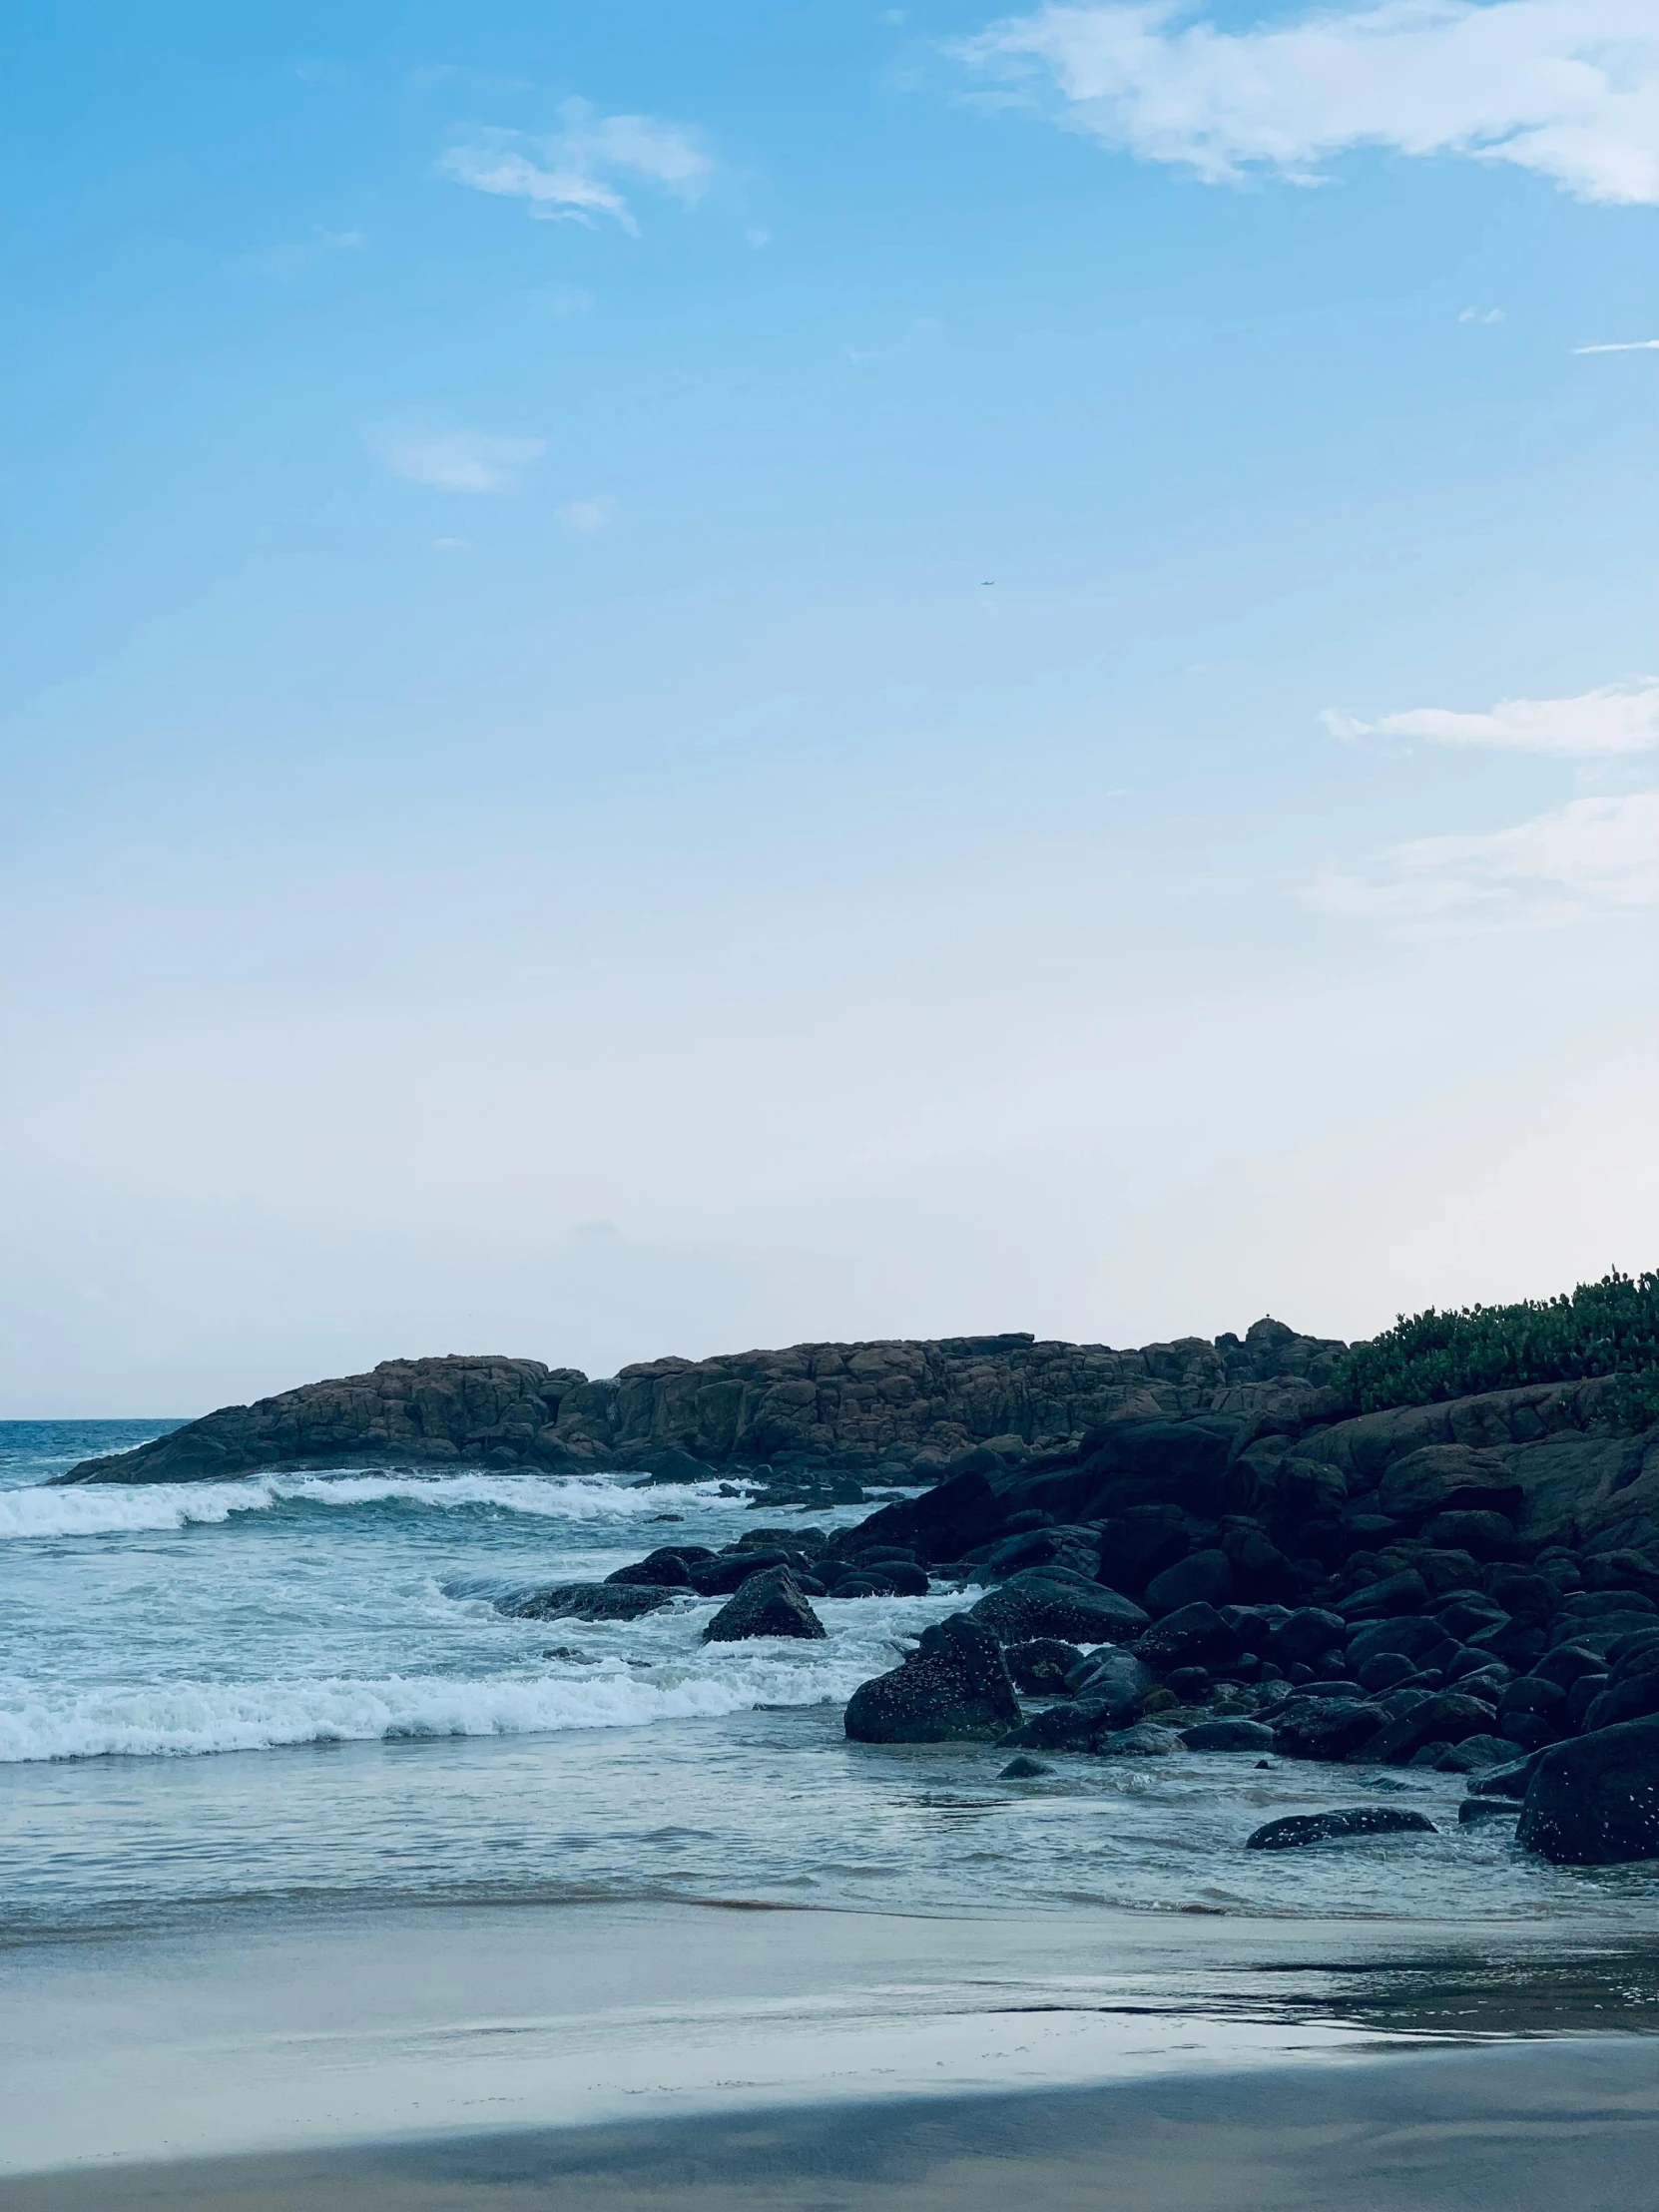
[3,0,1656,1412]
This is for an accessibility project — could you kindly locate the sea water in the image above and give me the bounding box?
[5,1420,1658,1944]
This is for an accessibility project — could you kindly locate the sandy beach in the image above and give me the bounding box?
[8,2038,1659,2212]
[6,1897,1659,2207]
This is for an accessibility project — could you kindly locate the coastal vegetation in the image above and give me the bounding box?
[1334,1269,1659,1425]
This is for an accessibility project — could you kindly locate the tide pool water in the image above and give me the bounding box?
[5,1420,1659,1942]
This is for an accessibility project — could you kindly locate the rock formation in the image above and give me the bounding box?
[53,1320,1347,1486]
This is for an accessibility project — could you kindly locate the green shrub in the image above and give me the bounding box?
[1335,1269,1659,1422]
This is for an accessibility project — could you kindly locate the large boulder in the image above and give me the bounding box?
[1271,1695,1387,1761]
[606,1548,694,1588]
[1378,1445,1521,1520]
[1517,1718,1659,1865]
[967,1570,1149,1647]
[1143,1548,1233,1616]
[703,1567,827,1644]
[1137,1600,1240,1668]
[1183,1719,1278,1752]
[844,1616,1021,1743]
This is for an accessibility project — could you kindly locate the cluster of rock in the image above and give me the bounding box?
[53,1322,1349,1488]
[822,1406,1659,1867]
[500,1522,926,1643]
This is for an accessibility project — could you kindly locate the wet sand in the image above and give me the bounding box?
[7,2040,1659,2212]
[6,1900,1659,2206]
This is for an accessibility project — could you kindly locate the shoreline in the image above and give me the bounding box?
[5,1897,1659,2183]
[6,2038,1659,2210]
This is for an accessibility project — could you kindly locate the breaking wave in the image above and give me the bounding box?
[0,1470,749,1543]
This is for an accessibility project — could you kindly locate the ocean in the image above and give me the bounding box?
[5,1420,1659,1948]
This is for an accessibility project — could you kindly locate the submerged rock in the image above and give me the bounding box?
[844,1616,1020,1744]
[998,1754,1054,1779]
[703,1567,826,1644]
[502,1581,675,1623]
[1246,1807,1438,1851]
[1096,1722,1184,1758]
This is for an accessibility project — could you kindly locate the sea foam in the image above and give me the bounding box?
[0,1648,873,1763]
[0,1469,747,1543]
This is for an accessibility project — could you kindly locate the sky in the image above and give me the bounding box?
[2,0,1656,1415]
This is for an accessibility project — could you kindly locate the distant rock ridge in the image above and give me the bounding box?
[55,1320,1346,1488]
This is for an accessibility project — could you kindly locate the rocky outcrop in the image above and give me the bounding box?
[54,1319,1347,1485]
[702,1567,826,1643]
[843,1616,1021,1743]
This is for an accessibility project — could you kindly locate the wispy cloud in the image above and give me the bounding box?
[439,98,713,234]
[959,0,1659,206]
[1310,793,1659,933]
[373,428,547,494]
[1575,337,1659,353]
[1323,682,1659,759]
[1459,306,1505,323]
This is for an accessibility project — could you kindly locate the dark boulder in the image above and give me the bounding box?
[1517,1718,1659,1866]
[1182,1719,1278,1752]
[1346,1614,1456,1673]
[1003,1639,1084,1695]
[1378,1445,1521,1520]
[703,1566,827,1644]
[999,1701,1112,1751]
[1144,1548,1233,1617]
[1065,1648,1157,1717]
[1459,1796,1521,1824]
[843,1616,1021,1744]
[1584,1669,1659,1733]
[1366,1692,1503,1765]
[968,1571,1149,1647]
[1266,1607,1349,1669]
[1271,1695,1386,1761]
[636,1446,718,1485]
[503,1581,675,1622]
[998,1754,1053,1779]
[1431,1594,1509,1640]
[1096,1508,1192,1598]
[605,1549,693,1588]
[1422,1509,1519,1560]
[1219,1525,1298,1603]
[1137,1600,1240,1668]
[1338,1570,1428,1621]
[1247,1807,1437,1850]
[688,1551,797,1596]
[849,1469,1006,1563]
[1465,1750,1542,1801]
[1434,1733,1525,1772]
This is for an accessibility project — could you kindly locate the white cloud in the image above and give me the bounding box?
[375,429,547,494]
[1575,337,1659,352]
[439,98,713,235]
[960,0,1659,206]
[1311,792,1659,932]
[1459,305,1505,322]
[1322,682,1659,758]
[558,495,617,533]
